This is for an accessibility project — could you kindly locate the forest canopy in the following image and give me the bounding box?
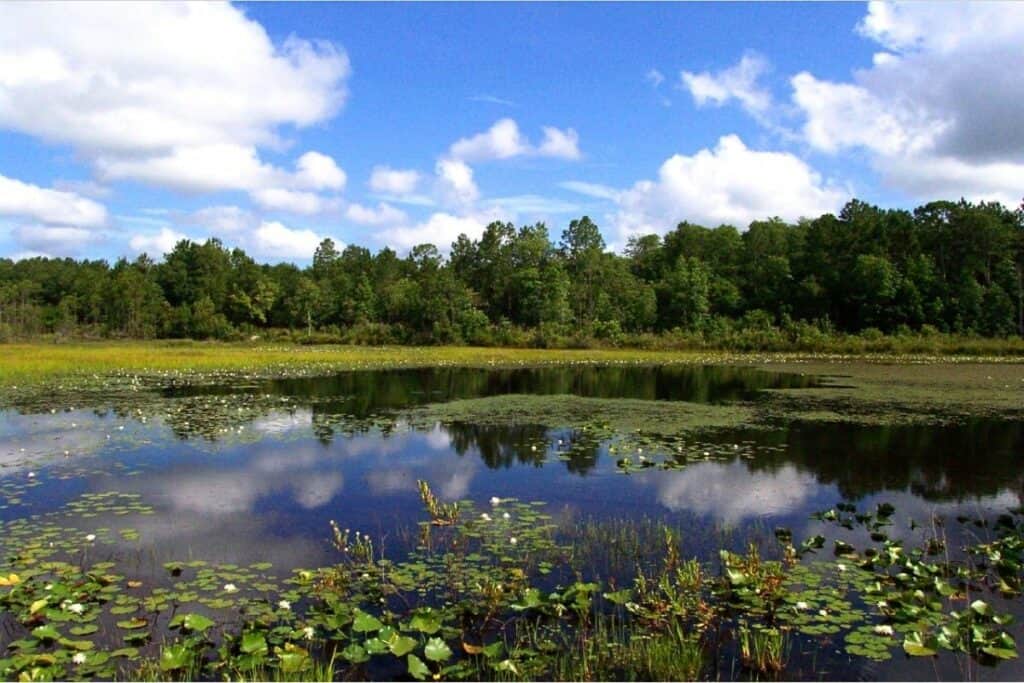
[1,198,1022,346]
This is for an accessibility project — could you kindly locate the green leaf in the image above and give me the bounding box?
[341,643,368,664]
[389,635,418,657]
[240,631,268,656]
[116,617,148,630]
[183,613,215,633]
[29,599,48,615]
[409,609,442,634]
[970,600,992,617]
[424,637,453,662]
[364,637,389,655]
[407,653,430,680]
[981,646,1017,660]
[352,609,383,633]
[159,644,191,671]
[603,589,633,605]
[69,625,98,636]
[31,625,60,642]
[903,632,937,657]
[110,648,139,659]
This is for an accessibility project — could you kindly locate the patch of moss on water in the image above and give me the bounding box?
[756,360,1024,425]
[406,393,757,435]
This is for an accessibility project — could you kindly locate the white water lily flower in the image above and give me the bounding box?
[837,563,848,572]
[303,626,315,640]
[873,624,895,637]
[502,512,510,520]
[480,513,492,522]
[818,609,828,617]
[795,601,810,611]
[509,537,518,545]
[73,653,87,665]
[278,599,291,610]
[223,583,238,593]
[490,496,501,506]
[68,603,84,614]
[27,472,35,479]
[85,534,96,542]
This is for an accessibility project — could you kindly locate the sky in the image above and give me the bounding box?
[1,1,1023,264]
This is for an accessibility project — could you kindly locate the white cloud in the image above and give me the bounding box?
[645,69,665,88]
[484,195,582,215]
[613,135,848,241]
[251,188,338,215]
[0,3,349,207]
[0,174,107,228]
[294,151,346,190]
[448,118,582,162]
[129,227,187,257]
[186,205,255,234]
[345,202,407,226]
[252,221,325,260]
[560,181,621,202]
[537,126,581,160]
[0,3,348,154]
[368,166,422,195]
[12,224,98,256]
[790,1,1024,205]
[681,52,772,115]
[378,211,495,252]
[434,158,480,208]
[449,118,529,162]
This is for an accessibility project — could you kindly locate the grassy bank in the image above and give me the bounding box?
[3,339,1024,388]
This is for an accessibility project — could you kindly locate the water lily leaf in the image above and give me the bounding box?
[982,646,1017,660]
[903,632,937,657]
[116,617,147,630]
[389,635,417,657]
[482,641,505,659]
[110,648,139,659]
[278,651,310,673]
[183,613,215,633]
[159,644,191,671]
[408,609,442,634]
[424,637,453,662]
[341,643,368,664]
[241,631,268,656]
[364,637,389,655]
[69,625,98,636]
[407,653,430,680]
[29,598,48,615]
[970,600,992,617]
[352,609,383,633]
[59,638,94,651]
[31,625,60,642]
[462,641,484,655]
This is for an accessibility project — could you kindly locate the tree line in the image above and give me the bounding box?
[1,198,1022,345]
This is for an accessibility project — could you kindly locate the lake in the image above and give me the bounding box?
[2,363,1023,680]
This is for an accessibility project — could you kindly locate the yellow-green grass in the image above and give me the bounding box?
[0,341,736,387]
[4,340,1024,386]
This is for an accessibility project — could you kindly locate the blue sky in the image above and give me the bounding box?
[1,2,1022,263]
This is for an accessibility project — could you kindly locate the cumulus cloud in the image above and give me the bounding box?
[448,118,581,162]
[345,202,407,226]
[185,205,255,234]
[612,135,848,242]
[434,158,480,208]
[0,174,107,228]
[377,211,491,252]
[128,227,187,257]
[294,151,346,190]
[0,3,349,210]
[251,188,339,215]
[681,51,772,115]
[11,225,100,257]
[252,221,326,260]
[790,1,1024,205]
[368,166,422,195]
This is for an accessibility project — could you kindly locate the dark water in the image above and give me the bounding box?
[2,364,1023,680]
